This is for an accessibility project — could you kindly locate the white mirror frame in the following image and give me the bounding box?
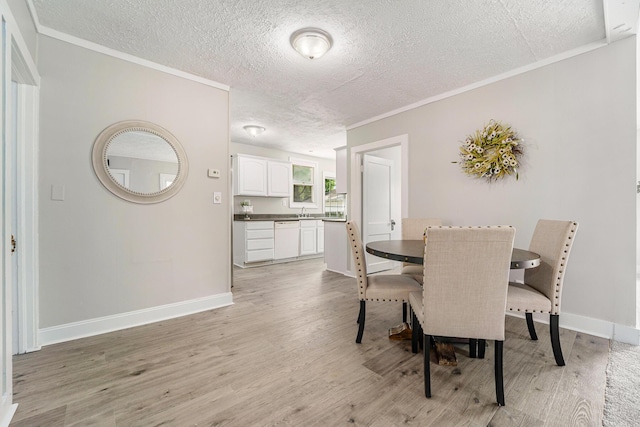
[91,120,189,204]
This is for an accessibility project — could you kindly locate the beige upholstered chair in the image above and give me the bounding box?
[409,226,515,405]
[401,218,443,284]
[506,219,578,366]
[346,221,422,343]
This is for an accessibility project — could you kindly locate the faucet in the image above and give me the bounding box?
[300,207,306,218]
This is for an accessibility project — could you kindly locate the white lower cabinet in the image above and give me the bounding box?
[234,219,325,268]
[300,220,325,255]
[233,221,274,267]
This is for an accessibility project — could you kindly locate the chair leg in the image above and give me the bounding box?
[402,302,408,323]
[424,334,432,398]
[356,301,366,343]
[478,339,486,359]
[469,339,477,358]
[495,340,505,406]
[411,312,419,353]
[550,314,565,366]
[526,312,538,340]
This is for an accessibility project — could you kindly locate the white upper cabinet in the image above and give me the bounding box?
[234,154,291,197]
[234,155,268,196]
[267,160,292,197]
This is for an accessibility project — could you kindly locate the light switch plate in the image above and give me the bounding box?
[213,192,222,204]
[51,184,65,201]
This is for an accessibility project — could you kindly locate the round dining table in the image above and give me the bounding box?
[365,239,540,269]
[365,239,541,366]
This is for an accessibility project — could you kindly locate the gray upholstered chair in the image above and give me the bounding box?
[400,218,443,284]
[506,219,579,366]
[409,226,515,405]
[346,221,422,343]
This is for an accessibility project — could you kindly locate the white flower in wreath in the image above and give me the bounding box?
[476,147,484,154]
[466,154,473,160]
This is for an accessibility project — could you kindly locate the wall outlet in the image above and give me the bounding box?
[281,198,288,206]
[208,169,220,178]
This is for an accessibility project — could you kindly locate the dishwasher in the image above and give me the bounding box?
[274,221,300,259]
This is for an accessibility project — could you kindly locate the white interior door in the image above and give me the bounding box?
[363,154,395,273]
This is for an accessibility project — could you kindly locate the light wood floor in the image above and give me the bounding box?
[11,258,609,426]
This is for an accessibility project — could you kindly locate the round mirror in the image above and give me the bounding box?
[92,120,189,204]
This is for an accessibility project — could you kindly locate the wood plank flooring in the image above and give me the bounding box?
[11,258,609,426]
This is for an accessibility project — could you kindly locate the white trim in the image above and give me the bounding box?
[39,293,234,346]
[507,312,640,345]
[0,404,17,427]
[347,40,608,131]
[13,83,40,353]
[289,157,319,209]
[2,0,39,86]
[37,26,230,92]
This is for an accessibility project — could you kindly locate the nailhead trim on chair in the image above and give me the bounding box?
[507,221,578,315]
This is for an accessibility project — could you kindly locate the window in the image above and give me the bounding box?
[323,174,346,217]
[290,158,318,208]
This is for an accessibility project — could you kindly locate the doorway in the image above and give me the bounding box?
[9,45,40,355]
[350,135,408,274]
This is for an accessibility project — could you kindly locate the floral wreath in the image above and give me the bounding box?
[456,119,524,182]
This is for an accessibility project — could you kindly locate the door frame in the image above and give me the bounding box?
[7,5,41,356]
[11,79,39,354]
[349,134,408,272]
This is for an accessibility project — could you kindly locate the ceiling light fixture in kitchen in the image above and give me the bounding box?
[290,28,333,59]
[243,125,266,137]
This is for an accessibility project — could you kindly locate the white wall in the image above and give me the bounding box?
[231,142,335,215]
[38,35,231,334]
[348,38,638,334]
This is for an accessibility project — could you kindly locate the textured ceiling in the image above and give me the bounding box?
[31,1,635,158]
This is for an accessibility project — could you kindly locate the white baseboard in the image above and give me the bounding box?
[39,293,233,346]
[0,404,18,427]
[508,311,640,345]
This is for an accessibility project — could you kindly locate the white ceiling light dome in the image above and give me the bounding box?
[290,28,333,59]
[243,125,266,137]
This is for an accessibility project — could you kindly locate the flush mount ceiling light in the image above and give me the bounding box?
[243,125,266,137]
[290,28,333,59]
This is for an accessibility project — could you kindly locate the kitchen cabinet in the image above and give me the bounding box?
[233,154,291,197]
[300,220,325,256]
[267,160,292,197]
[299,221,317,256]
[233,221,274,267]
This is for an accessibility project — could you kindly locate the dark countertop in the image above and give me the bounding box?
[233,214,346,222]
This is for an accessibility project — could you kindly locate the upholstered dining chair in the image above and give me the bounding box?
[506,219,579,366]
[409,226,515,405]
[346,221,422,343]
[400,218,443,284]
